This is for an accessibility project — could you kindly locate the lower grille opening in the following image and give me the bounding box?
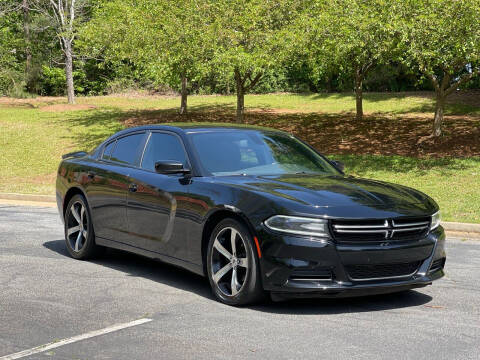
[429,258,446,273]
[289,268,333,282]
[345,261,421,281]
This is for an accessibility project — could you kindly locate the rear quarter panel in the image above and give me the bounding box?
[56,157,99,222]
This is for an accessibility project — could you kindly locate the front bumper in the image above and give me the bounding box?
[258,225,446,300]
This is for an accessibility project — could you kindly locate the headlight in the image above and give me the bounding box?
[264,215,330,238]
[430,211,441,230]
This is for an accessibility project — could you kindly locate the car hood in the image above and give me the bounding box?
[217,174,437,213]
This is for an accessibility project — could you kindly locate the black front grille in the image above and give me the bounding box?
[345,261,421,280]
[429,258,446,272]
[331,217,431,243]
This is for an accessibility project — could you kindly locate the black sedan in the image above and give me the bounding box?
[56,124,446,305]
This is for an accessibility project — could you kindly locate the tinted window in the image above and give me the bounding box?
[141,133,187,171]
[102,141,116,160]
[110,133,145,165]
[190,131,339,176]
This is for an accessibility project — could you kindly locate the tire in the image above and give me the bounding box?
[206,218,265,306]
[64,194,102,260]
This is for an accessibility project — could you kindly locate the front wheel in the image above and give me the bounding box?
[64,194,102,260]
[206,219,265,306]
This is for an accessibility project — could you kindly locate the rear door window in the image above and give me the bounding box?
[141,132,188,172]
[110,133,145,166]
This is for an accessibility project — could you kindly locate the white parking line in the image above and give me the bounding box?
[0,318,153,360]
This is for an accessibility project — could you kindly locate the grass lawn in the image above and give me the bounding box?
[1,91,479,223]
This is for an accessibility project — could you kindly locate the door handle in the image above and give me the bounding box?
[128,183,138,192]
[87,171,95,179]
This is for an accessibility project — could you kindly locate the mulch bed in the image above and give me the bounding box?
[122,109,480,158]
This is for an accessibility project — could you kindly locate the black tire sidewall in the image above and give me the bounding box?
[64,194,97,260]
[206,218,263,306]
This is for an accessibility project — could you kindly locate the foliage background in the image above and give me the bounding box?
[1,0,478,97]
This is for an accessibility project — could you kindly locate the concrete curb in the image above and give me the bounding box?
[441,221,480,233]
[0,192,479,237]
[0,192,56,203]
[441,222,480,239]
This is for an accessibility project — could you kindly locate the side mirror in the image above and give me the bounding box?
[331,160,345,172]
[155,161,191,175]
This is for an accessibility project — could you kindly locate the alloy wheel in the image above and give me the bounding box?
[66,201,88,252]
[210,227,249,297]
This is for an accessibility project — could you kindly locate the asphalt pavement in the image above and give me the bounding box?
[0,204,479,360]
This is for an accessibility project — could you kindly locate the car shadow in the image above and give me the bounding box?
[251,290,432,315]
[43,239,433,315]
[43,239,213,300]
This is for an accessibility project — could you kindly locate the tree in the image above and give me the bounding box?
[209,0,302,123]
[396,0,480,137]
[81,0,212,114]
[28,0,92,104]
[0,3,26,95]
[150,0,213,115]
[21,0,32,88]
[302,0,394,120]
[0,0,22,16]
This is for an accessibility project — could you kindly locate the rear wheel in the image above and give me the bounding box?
[64,194,102,259]
[206,218,265,306]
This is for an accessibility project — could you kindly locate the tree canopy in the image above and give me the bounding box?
[207,0,303,122]
[81,0,213,113]
[300,0,396,120]
[0,0,479,133]
[394,0,480,136]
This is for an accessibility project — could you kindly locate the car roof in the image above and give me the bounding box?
[94,124,291,158]
[105,123,288,140]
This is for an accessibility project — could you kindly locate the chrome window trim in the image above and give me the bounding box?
[139,131,152,168]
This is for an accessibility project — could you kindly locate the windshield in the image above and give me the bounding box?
[189,130,340,176]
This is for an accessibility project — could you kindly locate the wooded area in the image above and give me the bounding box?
[0,0,479,136]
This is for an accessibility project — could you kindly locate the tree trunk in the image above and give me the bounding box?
[23,0,32,90]
[433,92,445,137]
[428,72,452,137]
[180,73,188,115]
[235,70,245,123]
[236,87,245,124]
[64,40,75,104]
[355,69,363,120]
